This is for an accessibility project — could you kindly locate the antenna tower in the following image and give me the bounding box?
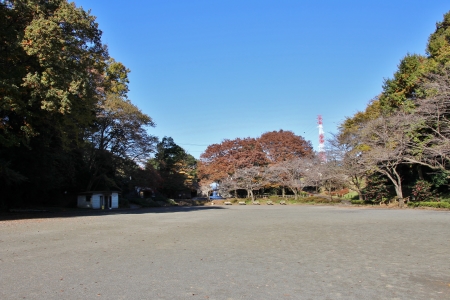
[317,115,326,161]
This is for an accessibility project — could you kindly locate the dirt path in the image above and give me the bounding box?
[0,206,449,299]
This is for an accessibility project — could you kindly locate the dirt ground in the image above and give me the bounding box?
[0,205,449,299]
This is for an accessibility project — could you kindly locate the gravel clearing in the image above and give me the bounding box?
[0,205,449,299]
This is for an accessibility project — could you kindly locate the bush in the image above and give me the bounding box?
[166,198,178,206]
[408,201,450,209]
[191,199,209,206]
[431,171,449,188]
[119,197,130,208]
[412,180,434,201]
[299,191,309,197]
[364,174,389,203]
[350,199,377,205]
[351,200,364,205]
[297,196,341,204]
[438,193,450,202]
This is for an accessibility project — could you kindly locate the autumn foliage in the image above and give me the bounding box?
[259,130,313,163]
[198,130,313,183]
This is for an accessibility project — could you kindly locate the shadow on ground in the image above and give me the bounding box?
[0,206,225,222]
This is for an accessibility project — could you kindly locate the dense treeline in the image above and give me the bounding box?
[199,11,450,207]
[3,2,450,209]
[330,10,450,206]
[0,0,195,209]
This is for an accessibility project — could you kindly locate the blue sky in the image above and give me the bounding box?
[75,0,449,158]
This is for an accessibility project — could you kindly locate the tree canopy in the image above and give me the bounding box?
[1,0,106,148]
[150,137,197,198]
[333,10,450,206]
[3,3,450,208]
[198,130,313,183]
[0,0,163,208]
[259,130,313,163]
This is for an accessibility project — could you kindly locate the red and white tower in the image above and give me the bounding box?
[317,115,326,161]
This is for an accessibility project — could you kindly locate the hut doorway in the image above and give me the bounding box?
[100,195,112,209]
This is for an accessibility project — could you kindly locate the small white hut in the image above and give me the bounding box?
[77,191,119,209]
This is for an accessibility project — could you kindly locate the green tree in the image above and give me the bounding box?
[379,54,427,112]
[364,174,389,203]
[427,11,450,68]
[339,98,382,142]
[378,11,450,113]
[335,11,450,207]
[1,0,106,147]
[0,0,109,208]
[78,54,157,191]
[0,1,156,208]
[151,137,197,198]
[84,92,157,191]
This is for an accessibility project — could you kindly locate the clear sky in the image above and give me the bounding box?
[75,0,449,158]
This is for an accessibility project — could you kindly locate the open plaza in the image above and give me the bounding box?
[0,205,449,299]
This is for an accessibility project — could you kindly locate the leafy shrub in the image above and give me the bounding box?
[438,193,450,201]
[431,171,449,188]
[343,192,360,200]
[408,201,450,209]
[364,174,389,203]
[351,200,364,205]
[352,194,361,200]
[166,198,178,206]
[192,199,209,206]
[412,180,434,201]
[350,199,377,205]
[441,202,450,208]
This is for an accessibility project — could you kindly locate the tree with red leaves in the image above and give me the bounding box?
[259,130,313,163]
[198,131,313,192]
[198,137,268,182]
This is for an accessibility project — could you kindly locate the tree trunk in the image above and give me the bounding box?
[351,176,365,200]
[382,168,404,206]
[282,187,285,198]
[328,186,333,201]
[417,165,424,180]
[393,180,403,199]
[395,185,404,207]
[357,190,363,201]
